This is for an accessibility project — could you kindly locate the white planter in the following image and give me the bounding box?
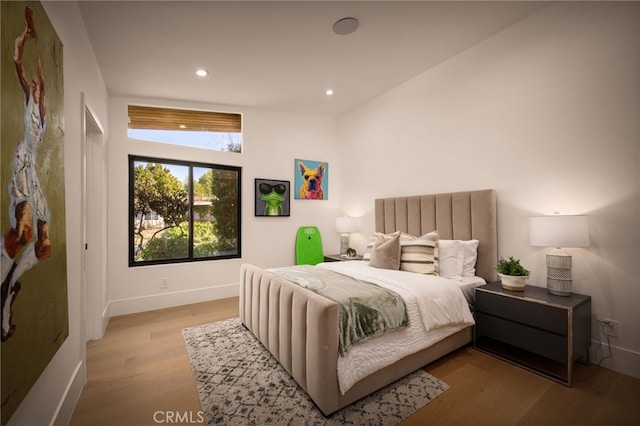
[498,273,528,291]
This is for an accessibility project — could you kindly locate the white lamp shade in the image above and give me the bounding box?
[529,215,589,248]
[336,216,358,233]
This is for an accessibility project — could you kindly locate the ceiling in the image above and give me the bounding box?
[78,1,549,116]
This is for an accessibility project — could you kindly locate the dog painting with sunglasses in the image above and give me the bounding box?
[297,161,325,200]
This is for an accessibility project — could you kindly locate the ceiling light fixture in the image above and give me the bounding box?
[196,69,208,77]
[333,17,359,35]
[325,89,334,96]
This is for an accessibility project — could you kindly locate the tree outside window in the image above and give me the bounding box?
[129,156,241,266]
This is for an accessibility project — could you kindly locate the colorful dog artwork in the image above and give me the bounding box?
[295,159,328,200]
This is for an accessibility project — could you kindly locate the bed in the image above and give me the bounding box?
[239,189,497,415]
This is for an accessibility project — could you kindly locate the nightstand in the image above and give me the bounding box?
[323,254,363,262]
[474,282,591,386]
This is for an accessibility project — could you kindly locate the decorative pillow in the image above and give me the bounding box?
[362,232,383,261]
[439,239,464,278]
[461,239,479,277]
[363,231,403,261]
[368,233,401,270]
[399,230,439,275]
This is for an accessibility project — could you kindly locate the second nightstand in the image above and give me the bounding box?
[323,254,364,262]
[474,282,591,386]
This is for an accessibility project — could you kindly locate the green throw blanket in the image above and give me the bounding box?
[271,266,408,355]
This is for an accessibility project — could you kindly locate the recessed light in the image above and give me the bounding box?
[179,124,187,129]
[325,89,334,96]
[196,69,208,77]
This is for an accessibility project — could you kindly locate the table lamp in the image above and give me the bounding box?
[529,215,589,296]
[336,216,358,255]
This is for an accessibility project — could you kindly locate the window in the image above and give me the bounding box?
[129,155,241,266]
[127,105,242,152]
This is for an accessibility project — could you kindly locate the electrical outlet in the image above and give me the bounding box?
[602,319,620,338]
[160,277,169,289]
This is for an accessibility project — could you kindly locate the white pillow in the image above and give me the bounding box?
[461,239,479,277]
[438,240,464,278]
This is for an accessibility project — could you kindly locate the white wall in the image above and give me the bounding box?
[6,1,109,425]
[23,8,635,424]
[338,2,640,378]
[106,97,340,315]
[6,3,635,424]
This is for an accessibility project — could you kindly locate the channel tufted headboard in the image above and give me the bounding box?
[374,189,498,282]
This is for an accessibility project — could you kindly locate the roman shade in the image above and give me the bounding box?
[128,105,241,132]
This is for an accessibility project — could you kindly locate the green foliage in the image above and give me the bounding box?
[134,162,188,229]
[195,170,214,199]
[136,221,226,261]
[496,256,530,276]
[191,221,220,257]
[136,230,188,261]
[226,141,241,153]
[194,168,239,252]
[133,162,239,262]
[191,221,216,242]
[133,162,189,260]
[209,169,239,250]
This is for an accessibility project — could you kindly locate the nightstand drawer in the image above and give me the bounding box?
[476,291,567,335]
[474,282,591,386]
[476,312,568,363]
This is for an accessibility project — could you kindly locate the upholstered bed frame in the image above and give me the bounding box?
[239,189,497,415]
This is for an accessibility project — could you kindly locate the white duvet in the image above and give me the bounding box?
[316,261,475,394]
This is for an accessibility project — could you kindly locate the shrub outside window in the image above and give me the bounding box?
[129,155,241,266]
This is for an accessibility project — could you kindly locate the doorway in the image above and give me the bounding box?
[81,93,107,341]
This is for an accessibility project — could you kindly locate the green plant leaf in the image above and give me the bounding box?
[496,256,530,276]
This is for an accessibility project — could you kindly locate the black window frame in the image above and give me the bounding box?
[128,155,242,267]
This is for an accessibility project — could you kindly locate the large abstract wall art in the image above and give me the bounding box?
[1,2,68,424]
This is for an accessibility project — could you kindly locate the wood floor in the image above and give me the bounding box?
[71,298,640,425]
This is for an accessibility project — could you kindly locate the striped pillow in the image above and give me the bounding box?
[399,231,439,275]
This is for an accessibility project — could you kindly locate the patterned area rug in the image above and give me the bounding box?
[182,318,449,425]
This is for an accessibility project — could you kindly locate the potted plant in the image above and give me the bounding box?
[496,256,530,291]
[345,247,357,258]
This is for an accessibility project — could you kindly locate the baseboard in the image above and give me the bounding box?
[590,339,640,379]
[52,360,85,426]
[108,283,239,316]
